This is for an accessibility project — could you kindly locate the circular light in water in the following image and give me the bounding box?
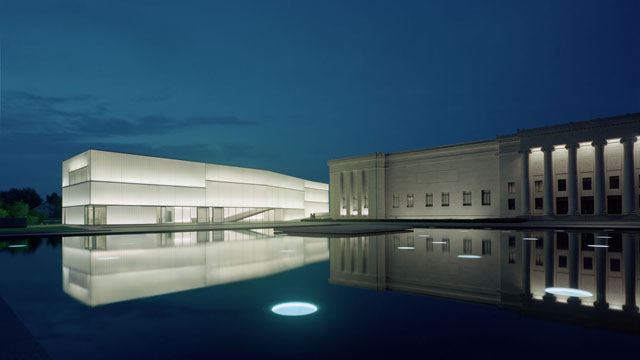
[8,244,27,248]
[397,246,415,250]
[271,302,318,316]
[545,287,593,298]
[457,255,481,259]
[522,237,538,241]
[588,244,609,248]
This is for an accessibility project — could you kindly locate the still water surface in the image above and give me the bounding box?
[0,228,638,359]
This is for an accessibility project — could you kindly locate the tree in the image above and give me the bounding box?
[0,188,42,209]
[8,201,29,218]
[46,192,63,218]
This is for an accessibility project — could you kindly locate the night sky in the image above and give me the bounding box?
[1,0,638,196]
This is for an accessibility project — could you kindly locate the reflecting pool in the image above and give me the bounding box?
[0,227,638,359]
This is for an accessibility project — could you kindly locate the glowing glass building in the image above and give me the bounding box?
[62,150,328,225]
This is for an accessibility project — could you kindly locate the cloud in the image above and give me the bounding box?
[0,90,257,138]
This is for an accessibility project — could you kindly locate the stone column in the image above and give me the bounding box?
[567,232,581,305]
[592,140,607,216]
[623,233,638,313]
[520,149,531,216]
[542,146,555,216]
[621,136,637,215]
[521,232,532,299]
[542,231,555,302]
[566,143,580,216]
[594,233,609,310]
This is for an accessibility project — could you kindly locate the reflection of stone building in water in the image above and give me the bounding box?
[62,229,328,306]
[329,114,640,219]
[329,229,640,332]
[62,150,329,225]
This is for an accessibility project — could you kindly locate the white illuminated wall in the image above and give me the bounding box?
[62,150,328,224]
[61,232,329,306]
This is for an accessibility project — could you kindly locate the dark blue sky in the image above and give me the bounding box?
[1,0,638,196]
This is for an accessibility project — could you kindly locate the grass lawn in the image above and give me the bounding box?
[0,225,84,233]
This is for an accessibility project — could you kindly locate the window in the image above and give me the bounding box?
[482,240,491,255]
[69,166,89,185]
[610,258,620,272]
[342,197,346,209]
[441,192,450,207]
[558,256,567,268]
[557,179,566,192]
[582,177,592,190]
[441,238,450,253]
[407,194,414,208]
[583,257,593,270]
[463,191,472,206]
[535,197,543,210]
[463,239,472,254]
[535,180,543,192]
[392,195,399,208]
[363,196,369,209]
[556,233,568,249]
[507,182,515,194]
[508,198,516,210]
[508,251,516,264]
[508,236,516,248]
[482,190,491,205]
[609,176,619,189]
[426,238,433,252]
[535,253,543,266]
[581,196,594,214]
[425,193,433,207]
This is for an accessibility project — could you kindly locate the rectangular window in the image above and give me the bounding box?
[508,236,516,248]
[535,197,543,210]
[463,239,472,254]
[610,258,620,272]
[581,196,594,214]
[508,198,516,210]
[425,193,433,207]
[583,257,593,270]
[508,251,516,264]
[482,190,491,205]
[557,179,566,192]
[609,176,620,189]
[507,182,515,194]
[558,255,567,268]
[363,196,369,209]
[392,194,399,208]
[535,253,543,266]
[463,191,472,206]
[582,177,592,190]
[441,238,450,253]
[441,192,450,207]
[535,180,543,192]
[407,194,414,208]
[69,166,89,185]
[482,240,491,255]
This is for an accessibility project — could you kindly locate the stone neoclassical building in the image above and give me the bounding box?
[328,113,640,219]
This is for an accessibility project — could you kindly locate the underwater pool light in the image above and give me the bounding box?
[8,244,27,248]
[96,256,120,261]
[432,241,447,244]
[588,244,609,248]
[397,246,415,250]
[545,287,593,298]
[457,255,481,259]
[271,302,318,316]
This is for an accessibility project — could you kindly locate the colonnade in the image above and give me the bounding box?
[520,137,637,216]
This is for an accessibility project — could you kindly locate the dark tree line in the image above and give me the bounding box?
[0,187,62,221]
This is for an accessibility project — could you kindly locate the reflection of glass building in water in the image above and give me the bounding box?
[329,229,640,333]
[329,114,640,219]
[62,150,329,225]
[62,230,328,306]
